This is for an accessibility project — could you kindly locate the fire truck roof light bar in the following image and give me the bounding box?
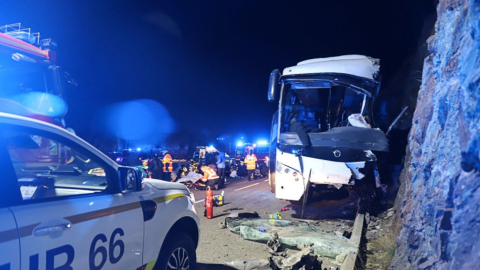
[0,23,40,45]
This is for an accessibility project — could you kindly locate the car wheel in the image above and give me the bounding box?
[155,233,196,270]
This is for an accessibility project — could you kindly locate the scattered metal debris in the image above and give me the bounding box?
[226,218,357,261]
[269,245,322,270]
[267,232,287,257]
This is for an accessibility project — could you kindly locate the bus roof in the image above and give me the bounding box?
[282,54,380,80]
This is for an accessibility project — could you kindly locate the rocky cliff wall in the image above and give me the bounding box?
[392,0,480,269]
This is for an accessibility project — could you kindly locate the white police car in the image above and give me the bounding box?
[0,112,200,270]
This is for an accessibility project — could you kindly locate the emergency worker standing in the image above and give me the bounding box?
[244,149,257,181]
[162,152,173,180]
[216,152,226,187]
[149,154,162,179]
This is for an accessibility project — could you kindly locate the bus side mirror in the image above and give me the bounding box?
[268,69,281,102]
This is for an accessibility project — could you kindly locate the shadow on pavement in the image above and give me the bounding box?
[222,207,244,212]
[289,188,357,220]
[197,263,237,270]
[212,213,229,218]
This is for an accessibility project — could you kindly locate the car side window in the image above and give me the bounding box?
[4,129,108,200]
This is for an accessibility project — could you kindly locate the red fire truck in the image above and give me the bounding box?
[0,23,73,127]
[0,23,76,168]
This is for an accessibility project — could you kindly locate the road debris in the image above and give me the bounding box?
[225,259,270,270]
[228,211,261,219]
[267,232,285,256]
[226,218,357,262]
[270,212,282,219]
[269,245,322,270]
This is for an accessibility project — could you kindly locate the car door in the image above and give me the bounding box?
[1,124,144,270]
[0,130,20,270]
[0,131,21,270]
[0,209,20,270]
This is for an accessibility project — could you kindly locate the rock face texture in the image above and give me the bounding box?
[392,0,480,269]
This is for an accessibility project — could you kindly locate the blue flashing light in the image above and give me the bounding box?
[237,141,244,147]
[136,148,141,151]
[258,140,268,145]
[128,148,132,151]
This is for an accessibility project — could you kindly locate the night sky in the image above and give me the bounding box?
[0,0,436,149]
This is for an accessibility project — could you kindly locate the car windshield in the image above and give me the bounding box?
[280,82,366,133]
[3,129,108,200]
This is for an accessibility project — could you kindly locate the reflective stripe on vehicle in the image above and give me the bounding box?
[153,193,186,204]
[0,227,20,243]
[135,259,157,270]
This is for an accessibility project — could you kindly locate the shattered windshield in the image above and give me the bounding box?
[280,82,366,133]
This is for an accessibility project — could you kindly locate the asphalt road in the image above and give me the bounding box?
[190,176,359,269]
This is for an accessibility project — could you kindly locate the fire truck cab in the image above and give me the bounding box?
[0,23,74,127]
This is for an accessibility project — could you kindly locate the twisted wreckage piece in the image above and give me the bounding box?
[226,218,357,263]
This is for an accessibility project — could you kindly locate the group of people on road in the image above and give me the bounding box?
[199,148,265,189]
[140,149,267,190]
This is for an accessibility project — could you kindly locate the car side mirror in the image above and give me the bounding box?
[268,69,281,102]
[119,167,144,191]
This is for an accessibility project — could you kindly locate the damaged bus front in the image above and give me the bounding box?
[267,55,388,205]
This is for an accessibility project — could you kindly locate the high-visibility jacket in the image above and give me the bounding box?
[162,154,173,173]
[244,154,257,170]
[200,166,219,181]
